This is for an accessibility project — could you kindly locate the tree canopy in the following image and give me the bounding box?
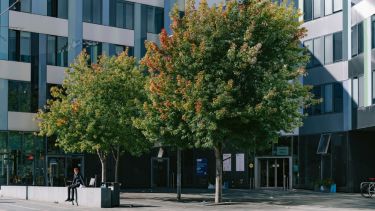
[136,0,314,202]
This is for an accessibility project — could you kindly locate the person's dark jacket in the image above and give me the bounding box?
[72,173,84,186]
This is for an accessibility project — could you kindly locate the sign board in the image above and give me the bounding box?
[196,158,208,176]
[276,147,289,156]
[223,154,231,171]
[236,153,245,171]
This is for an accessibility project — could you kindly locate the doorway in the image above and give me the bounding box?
[255,156,292,189]
[46,155,84,186]
[150,157,169,188]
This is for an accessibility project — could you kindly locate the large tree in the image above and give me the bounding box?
[138,0,314,203]
[35,51,150,183]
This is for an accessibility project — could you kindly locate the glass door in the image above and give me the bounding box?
[47,156,66,186]
[259,158,290,188]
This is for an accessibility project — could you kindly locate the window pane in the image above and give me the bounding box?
[313,37,324,66]
[304,40,314,68]
[353,78,359,108]
[57,37,68,67]
[359,75,364,107]
[333,32,342,62]
[313,86,322,115]
[92,0,102,24]
[324,34,333,64]
[116,2,124,28]
[83,0,92,22]
[147,7,155,33]
[358,23,364,54]
[47,35,56,65]
[8,81,31,112]
[155,7,164,34]
[373,71,375,104]
[58,0,68,19]
[20,32,31,62]
[372,16,375,49]
[313,0,322,19]
[325,0,333,16]
[114,45,124,56]
[324,84,333,113]
[334,83,343,112]
[20,0,31,13]
[125,2,134,29]
[333,0,342,12]
[8,30,18,61]
[351,25,358,57]
[304,0,313,21]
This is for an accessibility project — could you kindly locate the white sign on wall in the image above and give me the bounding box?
[223,154,231,171]
[236,153,245,172]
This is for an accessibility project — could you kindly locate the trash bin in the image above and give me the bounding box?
[110,182,120,207]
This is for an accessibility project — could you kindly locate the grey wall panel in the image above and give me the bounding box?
[356,105,375,129]
[0,79,8,130]
[304,61,349,86]
[300,113,345,135]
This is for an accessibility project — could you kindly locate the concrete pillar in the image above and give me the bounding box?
[343,0,351,61]
[363,17,372,107]
[343,79,352,130]
[134,3,147,60]
[0,79,8,130]
[68,0,83,63]
[0,0,9,60]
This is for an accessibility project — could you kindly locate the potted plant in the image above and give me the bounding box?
[322,178,336,193]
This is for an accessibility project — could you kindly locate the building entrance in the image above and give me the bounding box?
[255,156,292,189]
[150,157,169,188]
[46,155,84,186]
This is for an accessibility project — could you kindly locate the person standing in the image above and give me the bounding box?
[65,168,84,202]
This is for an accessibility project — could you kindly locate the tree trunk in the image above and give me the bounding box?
[177,148,182,201]
[214,143,223,203]
[114,146,120,183]
[97,150,108,183]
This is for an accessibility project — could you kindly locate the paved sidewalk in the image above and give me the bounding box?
[0,189,375,210]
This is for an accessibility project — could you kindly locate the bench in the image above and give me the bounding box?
[0,185,115,208]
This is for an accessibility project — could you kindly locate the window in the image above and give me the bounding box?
[47,35,68,67]
[372,16,375,49]
[304,0,313,21]
[333,32,342,62]
[8,30,31,63]
[313,0,321,19]
[9,0,31,13]
[353,77,359,108]
[325,0,333,16]
[312,86,322,115]
[313,37,324,66]
[112,1,134,29]
[324,84,333,113]
[333,0,342,13]
[83,0,102,24]
[324,34,333,64]
[317,134,331,154]
[83,40,102,64]
[47,0,68,19]
[112,44,134,57]
[373,71,375,104]
[333,83,343,112]
[358,23,364,54]
[359,75,364,107]
[147,6,164,34]
[8,80,31,112]
[304,40,314,68]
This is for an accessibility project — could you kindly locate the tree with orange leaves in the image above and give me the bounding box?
[136,0,315,203]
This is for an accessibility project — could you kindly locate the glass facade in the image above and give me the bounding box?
[307,82,343,115]
[147,6,164,34]
[352,22,364,57]
[47,0,69,19]
[0,131,45,186]
[47,35,68,67]
[8,30,31,63]
[110,0,134,29]
[304,31,342,68]
[83,0,102,24]
[303,0,342,22]
[8,80,32,112]
[83,40,103,64]
[9,0,31,13]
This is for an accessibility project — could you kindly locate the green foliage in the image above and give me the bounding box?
[35,51,150,157]
[136,0,315,150]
